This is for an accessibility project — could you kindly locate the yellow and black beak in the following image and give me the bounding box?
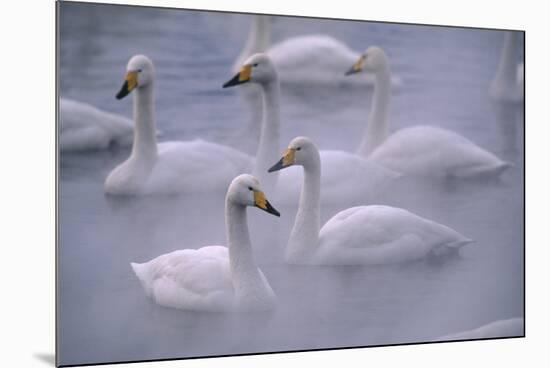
[345,55,366,76]
[223,65,252,88]
[116,70,139,99]
[268,148,296,172]
[254,190,280,217]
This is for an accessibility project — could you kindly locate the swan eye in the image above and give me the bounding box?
[253,63,259,67]
[248,186,253,191]
[138,69,143,72]
[296,147,301,151]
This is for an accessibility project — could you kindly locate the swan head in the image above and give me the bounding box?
[268,136,319,172]
[227,174,280,217]
[345,46,388,76]
[116,54,155,99]
[223,53,278,88]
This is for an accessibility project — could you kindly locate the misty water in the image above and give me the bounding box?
[58,3,524,366]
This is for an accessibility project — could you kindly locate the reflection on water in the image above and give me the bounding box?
[58,2,524,366]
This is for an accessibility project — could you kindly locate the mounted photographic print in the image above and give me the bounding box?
[56,1,525,366]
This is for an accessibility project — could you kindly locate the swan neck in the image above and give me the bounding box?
[253,80,281,192]
[287,154,321,264]
[358,67,391,157]
[131,85,158,162]
[234,16,271,72]
[495,32,518,85]
[225,200,263,297]
[252,16,271,52]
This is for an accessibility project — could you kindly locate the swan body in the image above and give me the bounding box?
[105,55,252,195]
[490,32,524,102]
[436,318,524,341]
[276,150,400,205]
[131,174,280,312]
[346,46,510,179]
[59,98,134,152]
[235,17,401,88]
[269,137,473,265]
[268,34,372,86]
[106,139,251,195]
[316,205,471,265]
[369,125,511,179]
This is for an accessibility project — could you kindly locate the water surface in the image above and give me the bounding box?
[58,3,524,366]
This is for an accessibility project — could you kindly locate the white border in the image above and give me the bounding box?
[1,0,548,367]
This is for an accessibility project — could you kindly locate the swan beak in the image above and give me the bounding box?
[223,65,252,88]
[268,148,295,172]
[345,55,365,76]
[254,190,280,217]
[116,70,139,99]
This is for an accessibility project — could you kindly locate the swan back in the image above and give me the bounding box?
[268,34,358,70]
[131,246,234,312]
[129,140,251,195]
[317,205,472,265]
[59,98,134,151]
[369,126,510,179]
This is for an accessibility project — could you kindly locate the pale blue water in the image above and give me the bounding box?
[58,2,524,366]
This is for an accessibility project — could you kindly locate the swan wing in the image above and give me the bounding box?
[268,34,359,71]
[319,150,400,200]
[276,150,400,204]
[144,140,253,194]
[317,205,471,265]
[267,35,402,88]
[59,98,134,151]
[370,126,509,178]
[131,246,234,311]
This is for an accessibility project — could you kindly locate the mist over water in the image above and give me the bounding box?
[58,3,524,366]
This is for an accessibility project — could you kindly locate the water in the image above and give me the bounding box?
[57,2,524,366]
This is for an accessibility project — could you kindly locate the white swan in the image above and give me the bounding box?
[268,137,473,265]
[275,148,400,206]
[232,16,402,146]
[345,46,511,179]
[224,53,282,193]
[435,318,523,341]
[226,53,399,204]
[490,31,524,102]
[105,54,251,195]
[131,174,280,312]
[236,16,401,88]
[59,98,134,152]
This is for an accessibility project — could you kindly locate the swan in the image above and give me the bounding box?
[435,318,523,341]
[105,54,251,195]
[59,98,134,152]
[131,174,280,312]
[345,46,511,180]
[490,31,524,102]
[231,16,402,146]
[236,16,402,88]
[225,54,400,204]
[268,137,473,265]
[224,53,282,193]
